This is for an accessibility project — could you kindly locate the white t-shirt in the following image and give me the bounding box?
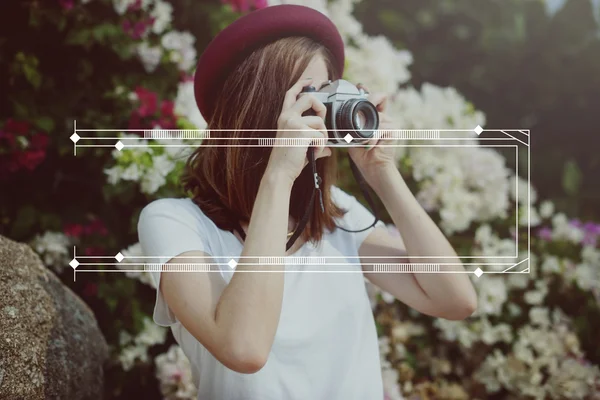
[137,186,386,400]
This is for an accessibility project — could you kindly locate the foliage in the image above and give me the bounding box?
[355,0,600,220]
[1,0,599,399]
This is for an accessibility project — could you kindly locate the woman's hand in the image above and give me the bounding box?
[347,84,398,186]
[265,77,331,185]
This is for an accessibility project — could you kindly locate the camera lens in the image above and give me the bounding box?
[354,110,366,130]
[336,99,379,140]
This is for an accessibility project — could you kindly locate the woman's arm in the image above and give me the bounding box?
[161,170,292,374]
[359,165,478,320]
[161,77,330,374]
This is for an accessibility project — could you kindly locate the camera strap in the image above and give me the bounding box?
[232,147,382,252]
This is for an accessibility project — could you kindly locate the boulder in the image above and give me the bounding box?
[0,235,108,400]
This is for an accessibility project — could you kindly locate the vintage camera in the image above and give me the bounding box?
[299,79,379,145]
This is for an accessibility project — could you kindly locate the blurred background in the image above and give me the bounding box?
[0,0,599,399]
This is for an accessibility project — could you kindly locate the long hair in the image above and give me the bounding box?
[181,36,346,244]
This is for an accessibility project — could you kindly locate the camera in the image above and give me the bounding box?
[299,79,379,145]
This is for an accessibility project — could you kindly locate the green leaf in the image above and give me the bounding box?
[34,116,55,132]
[66,29,92,46]
[562,159,582,196]
[10,205,38,240]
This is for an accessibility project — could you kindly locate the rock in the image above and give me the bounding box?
[0,235,109,400]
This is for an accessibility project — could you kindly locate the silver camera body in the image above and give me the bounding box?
[299,79,380,145]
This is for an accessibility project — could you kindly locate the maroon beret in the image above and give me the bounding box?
[193,4,345,122]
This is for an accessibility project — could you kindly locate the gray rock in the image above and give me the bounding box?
[0,235,109,400]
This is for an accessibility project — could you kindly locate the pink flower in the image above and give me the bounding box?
[135,87,158,117]
[221,0,268,12]
[4,119,30,135]
[16,150,45,170]
[59,0,74,10]
[30,133,49,150]
[537,226,553,241]
[64,223,84,238]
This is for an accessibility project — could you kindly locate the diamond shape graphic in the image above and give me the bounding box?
[474,125,483,135]
[227,259,238,269]
[70,133,80,143]
[115,141,124,151]
[70,259,79,269]
[474,267,483,278]
[344,134,353,143]
[115,252,124,262]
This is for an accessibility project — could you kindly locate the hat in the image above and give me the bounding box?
[193,5,345,122]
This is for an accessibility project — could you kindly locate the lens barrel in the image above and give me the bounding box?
[336,99,379,140]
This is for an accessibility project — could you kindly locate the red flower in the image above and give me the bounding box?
[4,119,30,135]
[84,246,104,256]
[30,133,49,150]
[88,218,109,236]
[64,223,84,237]
[59,0,74,10]
[135,87,158,117]
[0,131,16,148]
[82,282,98,297]
[161,100,174,117]
[16,150,45,170]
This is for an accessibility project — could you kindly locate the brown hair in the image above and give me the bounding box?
[181,36,346,244]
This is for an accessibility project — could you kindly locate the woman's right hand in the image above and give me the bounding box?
[265,77,332,184]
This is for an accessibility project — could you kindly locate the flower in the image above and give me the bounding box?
[30,231,72,274]
[155,345,197,400]
[150,0,173,34]
[118,242,156,287]
[136,42,163,73]
[221,0,268,12]
[174,81,207,129]
[118,317,167,371]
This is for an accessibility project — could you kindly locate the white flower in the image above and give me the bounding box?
[541,255,561,275]
[328,0,363,42]
[510,175,537,205]
[155,345,197,400]
[151,0,173,34]
[175,81,207,129]
[529,307,551,328]
[118,242,156,288]
[539,200,554,219]
[141,167,167,194]
[475,276,508,316]
[391,83,485,130]
[574,263,597,291]
[30,231,72,274]
[113,0,136,15]
[582,245,600,265]
[381,367,403,400]
[161,31,197,72]
[118,317,168,371]
[345,35,412,93]
[524,280,549,305]
[121,163,143,181]
[136,42,163,73]
[551,213,585,243]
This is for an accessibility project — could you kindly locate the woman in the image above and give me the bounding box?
[138,5,477,400]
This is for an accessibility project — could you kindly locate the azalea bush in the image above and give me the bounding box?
[1,0,599,399]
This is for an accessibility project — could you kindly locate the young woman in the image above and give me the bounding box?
[138,5,477,400]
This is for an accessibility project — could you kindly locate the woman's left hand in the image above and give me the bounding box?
[347,84,398,185]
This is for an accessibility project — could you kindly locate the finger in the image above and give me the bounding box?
[315,146,332,160]
[282,77,314,112]
[298,115,328,135]
[289,93,327,120]
[367,93,388,112]
[356,83,370,93]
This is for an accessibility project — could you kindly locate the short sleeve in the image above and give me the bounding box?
[137,198,210,327]
[331,186,386,250]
